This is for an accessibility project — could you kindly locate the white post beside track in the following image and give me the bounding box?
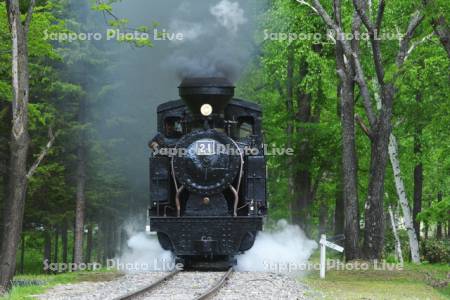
[320,234,326,279]
[319,234,344,279]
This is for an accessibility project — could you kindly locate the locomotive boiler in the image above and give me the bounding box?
[148,77,267,267]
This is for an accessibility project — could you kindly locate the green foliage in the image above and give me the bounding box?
[421,239,450,263]
[91,2,113,13]
[2,270,121,300]
[90,0,154,48]
[384,228,411,262]
[417,196,450,225]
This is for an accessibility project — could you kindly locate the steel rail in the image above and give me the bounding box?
[194,268,233,300]
[113,269,181,300]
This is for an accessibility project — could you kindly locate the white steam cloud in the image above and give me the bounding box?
[235,220,318,274]
[169,20,206,42]
[118,233,174,272]
[210,0,247,34]
[117,220,316,274]
[167,0,255,81]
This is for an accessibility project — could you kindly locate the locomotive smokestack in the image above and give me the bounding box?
[178,77,234,116]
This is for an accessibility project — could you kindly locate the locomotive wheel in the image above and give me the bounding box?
[157,232,173,251]
[239,231,257,251]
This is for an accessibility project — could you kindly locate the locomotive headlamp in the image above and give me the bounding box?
[200,104,213,116]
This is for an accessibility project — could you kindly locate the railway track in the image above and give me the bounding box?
[114,268,234,300]
[113,270,180,300]
[194,268,233,300]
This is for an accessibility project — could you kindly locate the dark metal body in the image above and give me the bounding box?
[148,78,267,264]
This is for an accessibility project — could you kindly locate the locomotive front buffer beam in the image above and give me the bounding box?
[150,216,263,258]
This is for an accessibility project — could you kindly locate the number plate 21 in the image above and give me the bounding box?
[195,140,216,156]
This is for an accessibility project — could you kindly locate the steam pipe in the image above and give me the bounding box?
[229,185,238,217]
[171,157,183,217]
[175,185,184,217]
[230,137,244,194]
[171,157,178,191]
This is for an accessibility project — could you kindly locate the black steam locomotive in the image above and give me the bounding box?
[148,77,267,266]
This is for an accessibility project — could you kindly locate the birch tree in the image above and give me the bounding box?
[372,75,421,263]
[388,205,404,264]
[388,134,420,263]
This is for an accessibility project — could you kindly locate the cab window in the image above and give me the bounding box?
[164,117,183,138]
[237,116,254,138]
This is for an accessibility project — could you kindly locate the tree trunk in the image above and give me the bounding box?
[447,219,450,239]
[105,221,113,259]
[447,219,450,238]
[72,222,75,262]
[436,192,443,239]
[286,46,295,223]
[340,77,361,260]
[334,0,361,260]
[413,93,423,239]
[73,99,87,266]
[413,156,422,239]
[73,146,86,266]
[422,178,430,239]
[388,205,404,264]
[111,219,117,258]
[0,0,33,291]
[19,234,25,274]
[53,227,59,264]
[334,181,344,235]
[43,230,52,273]
[293,171,312,231]
[319,200,328,238]
[363,124,390,259]
[388,134,420,262]
[117,227,123,256]
[61,221,68,264]
[85,223,93,263]
[361,79,395,260]
[428,13,450,59]
[436,224,442,239]
[334,49,344,237]
[97,221,104,264]
[292,59,313,233]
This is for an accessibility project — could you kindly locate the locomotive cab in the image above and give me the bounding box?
[148,78,267,267]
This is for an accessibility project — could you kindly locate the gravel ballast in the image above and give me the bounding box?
[37,271,314,300]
